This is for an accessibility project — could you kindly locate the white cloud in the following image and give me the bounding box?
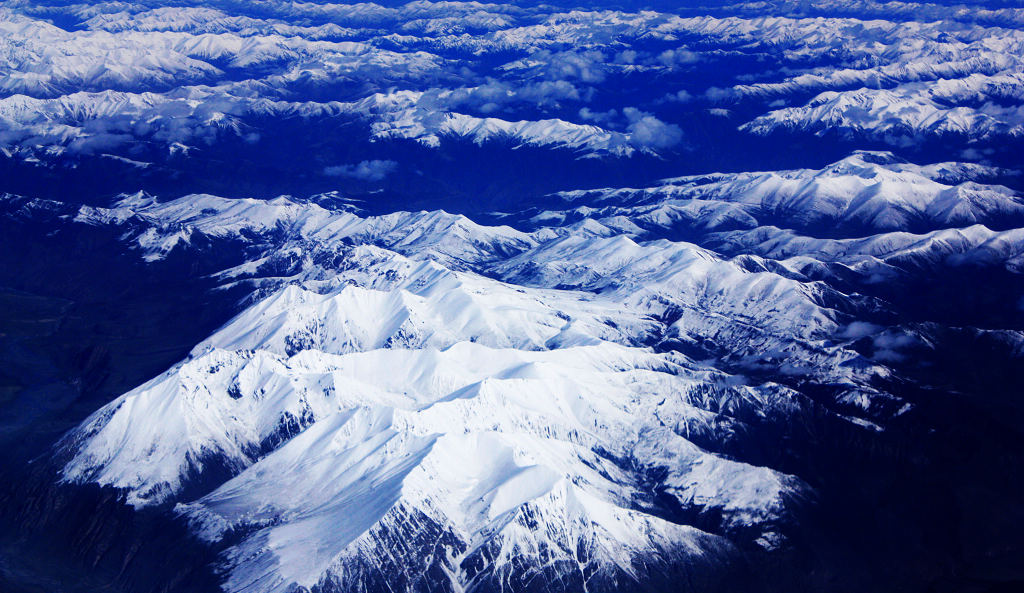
[578,107,618,124]
[623,107,684,149]
[323,159,398,181]
[657,48,700,67]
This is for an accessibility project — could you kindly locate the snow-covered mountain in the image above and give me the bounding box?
[21,177,912,591]
[709,224,1024,273]
[74,191,535,266]
[54,200,827,593]
[2,3,1024,593]
[59,263,803,593]
[741,81,1024,143]
[41,159,1024,591]
[0,86,656,159]
[68,191,881,378]
[5,165,1021,593]
[544,152,1024,235]
[5,2,1024,164]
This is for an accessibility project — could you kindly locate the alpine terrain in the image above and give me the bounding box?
[0,2,1022,593]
